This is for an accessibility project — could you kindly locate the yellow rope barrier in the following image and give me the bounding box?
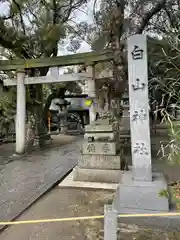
[1,212,180,225]
[0,216,104,225]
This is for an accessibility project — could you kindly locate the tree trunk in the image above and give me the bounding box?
[25,68,49,150]
[34,84,48,147]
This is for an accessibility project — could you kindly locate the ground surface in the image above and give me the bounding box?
[1,132,180,239]
[0,188,180,240]
[0,134,81,230]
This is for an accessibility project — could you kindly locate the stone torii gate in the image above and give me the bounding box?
[0,50,114,154]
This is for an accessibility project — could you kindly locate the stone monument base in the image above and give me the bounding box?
[73,166,122,183]
[112,170,169,213]
[59,171,118,190]
[74,119,123,184]
[78,154,121,170]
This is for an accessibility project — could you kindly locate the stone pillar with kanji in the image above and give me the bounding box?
[112,34,169,214]
[129,36,152,181]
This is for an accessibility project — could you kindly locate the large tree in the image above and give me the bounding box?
[91,0,179,91]
[73,0,180,121]
[0,0,87,145]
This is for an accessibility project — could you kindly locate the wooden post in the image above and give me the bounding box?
[87,65,96,123]
[16,70,26,154]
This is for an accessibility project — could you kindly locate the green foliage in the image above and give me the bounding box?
[0,84,16,136]
[159,189,169,198]
[149,32,180,166]
[0,85,16,115]
[171,183,180,207]
[0,0,87,138]
[159,120,180,165]
[83,1,180,100]
[160,183,180,209]
[0,0,87,58]
[42,84,51,104]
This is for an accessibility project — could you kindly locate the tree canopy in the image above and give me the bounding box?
[0,0,88,138]
[82,1,180,102]
[1,0,180,138]
[0,0,87,58]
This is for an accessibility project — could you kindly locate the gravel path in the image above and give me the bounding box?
[0,135,82,230]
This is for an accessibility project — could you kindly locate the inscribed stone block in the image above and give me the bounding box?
[82,142,117,155]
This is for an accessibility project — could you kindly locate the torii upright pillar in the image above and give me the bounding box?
[15,69,26,154]
[87,66,96,123]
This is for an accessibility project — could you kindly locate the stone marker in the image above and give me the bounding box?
[73,119,122,183]
[113,34,169,213]
[104,205,117,240]
[128,35,152,181]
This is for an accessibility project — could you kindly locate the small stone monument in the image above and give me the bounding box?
[113,34,169,213]
[73,118,122,183]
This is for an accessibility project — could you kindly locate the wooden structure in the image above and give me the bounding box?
[0,50,114,154]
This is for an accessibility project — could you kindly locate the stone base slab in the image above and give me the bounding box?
[85,123,114,132]
[84,132,115,141]
[79,154,121,170]
[59,171,118,190]
[73,166,122,183]
[82,141,117,155]
[112,171,169,213]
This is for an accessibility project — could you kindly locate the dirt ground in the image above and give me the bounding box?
[0,187,180,240]
[1,133,180,239]
[0,134,77,161]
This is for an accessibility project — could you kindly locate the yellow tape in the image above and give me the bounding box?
[1,212,180,225]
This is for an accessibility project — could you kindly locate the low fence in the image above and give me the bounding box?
[1,207,180,239]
